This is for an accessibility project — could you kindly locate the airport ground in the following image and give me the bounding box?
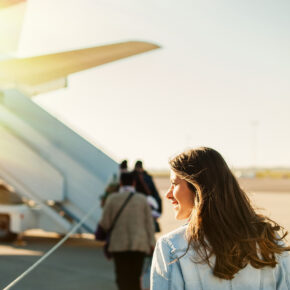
[0,177,289,289]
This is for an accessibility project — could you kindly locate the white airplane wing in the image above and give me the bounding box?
[0,1,160,95]
[0,41,160,95]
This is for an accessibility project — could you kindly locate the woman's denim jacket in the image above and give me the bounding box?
[151,225,290,290]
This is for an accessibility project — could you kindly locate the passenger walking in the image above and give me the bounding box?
[133,160,152,196]
[132,161,163,289]
[98,172,155,290]
[133,160,162,232]
[135,161,162,212]
[151,147,290,289]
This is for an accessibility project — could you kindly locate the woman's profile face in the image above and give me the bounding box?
[166,170,195,220]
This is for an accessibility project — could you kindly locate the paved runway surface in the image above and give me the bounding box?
[0,177,289,289]
[0,236,116,290]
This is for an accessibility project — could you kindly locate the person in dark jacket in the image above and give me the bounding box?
[133,160,162,232]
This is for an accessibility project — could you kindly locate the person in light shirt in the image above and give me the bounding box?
[151,147,290,290]
[99,172,155,290]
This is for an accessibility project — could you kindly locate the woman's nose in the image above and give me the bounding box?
[165,187,173,199]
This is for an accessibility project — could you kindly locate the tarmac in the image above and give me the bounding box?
[0,177,289,289]
[0,235,116,290]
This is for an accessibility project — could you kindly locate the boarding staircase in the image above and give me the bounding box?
[0,89,118,234]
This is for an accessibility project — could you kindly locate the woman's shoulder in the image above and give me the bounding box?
[157,225,188,255]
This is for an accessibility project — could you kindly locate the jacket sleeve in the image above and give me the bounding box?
[98,195,114,231]
[151,238,173,290]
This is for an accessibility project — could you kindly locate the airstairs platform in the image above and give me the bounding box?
[0,89,118,234]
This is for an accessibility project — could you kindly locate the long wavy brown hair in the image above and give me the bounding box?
[169,147,290,280]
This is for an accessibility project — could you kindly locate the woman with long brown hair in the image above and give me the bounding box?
[151,147,290,289]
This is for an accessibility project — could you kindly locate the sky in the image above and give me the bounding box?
[18,0,290,170]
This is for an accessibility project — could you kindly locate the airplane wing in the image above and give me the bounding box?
[0,41,160,95]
